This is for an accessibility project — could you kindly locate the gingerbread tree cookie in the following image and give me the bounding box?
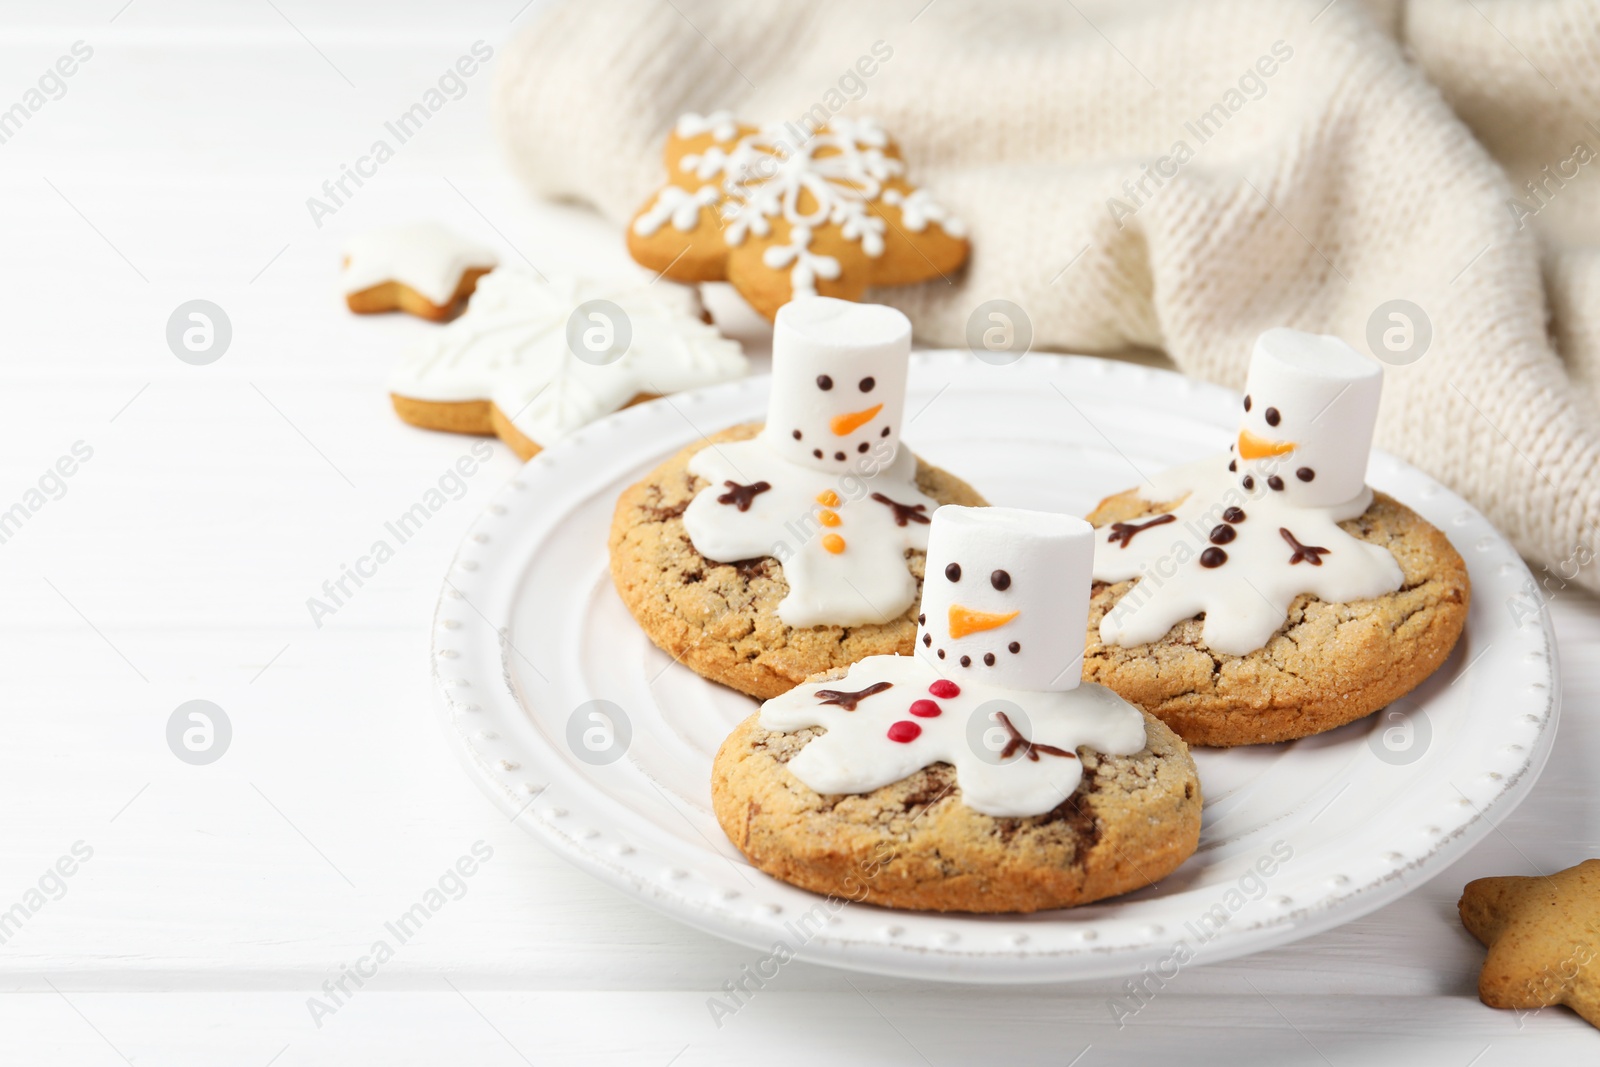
[627,111,968,321]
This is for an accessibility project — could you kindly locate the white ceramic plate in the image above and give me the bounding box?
[431,351,1559,983]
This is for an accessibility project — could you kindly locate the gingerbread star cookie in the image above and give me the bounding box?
[389,268,747,459]
[1459,860,1600,1028]
[343,222,497,322]
[627,111,968,321]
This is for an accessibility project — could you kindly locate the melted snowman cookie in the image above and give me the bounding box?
[711,505,1201,912]
[611,298,984,698]
[1084,329,1469,746]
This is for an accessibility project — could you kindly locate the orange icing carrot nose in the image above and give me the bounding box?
[829,403,883,437]
[947,605,1020,639]
[1237,428,1296,461]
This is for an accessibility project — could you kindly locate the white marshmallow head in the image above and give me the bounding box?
[1236,328,1384,507]
[915,506,1095,692]
[757,297,912,473]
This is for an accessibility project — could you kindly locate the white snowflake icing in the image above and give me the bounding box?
[633,114,964,298]
[881,187,967,238]
[759,225,842,299]
[633,185,721,235]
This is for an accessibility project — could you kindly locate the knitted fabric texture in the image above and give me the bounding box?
[494,0,1600,595]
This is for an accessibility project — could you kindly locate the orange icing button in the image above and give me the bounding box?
[816,489,840,507]
[947,605,1020,639]
[819,508,842,527]
[822,533,846,554]
[829,403,883,437]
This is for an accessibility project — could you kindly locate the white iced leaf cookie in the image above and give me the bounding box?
[682,297,938,628]
[343,222,497,320]
[1092,328,1405,656]
[388,268,747,456]
[759,506,1148,818]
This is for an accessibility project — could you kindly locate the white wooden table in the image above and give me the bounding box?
[1,3,1595,1062]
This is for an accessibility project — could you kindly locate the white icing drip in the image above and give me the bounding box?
[881,187,967,238]
[675,110,739,142]
[388,268,746,446]
[682,438,937,628]
[760,226,842,298]
[632,184,721,236]
[342,222,497,306]
[1091,454,1403,656]
[760,655,1147,818]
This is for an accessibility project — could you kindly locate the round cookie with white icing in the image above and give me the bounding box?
[711,506,1201,912]
[609,298,984,698]
[1083,328,1470,747]
[627,112,969,322]
[389,268,747,460]
[343,222,497,322]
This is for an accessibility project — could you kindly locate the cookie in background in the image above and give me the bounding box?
[342,221,497,322]
[388,268,747,459]
[628,112,968,321]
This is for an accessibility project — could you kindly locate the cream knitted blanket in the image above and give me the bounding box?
[494,0,1600,598]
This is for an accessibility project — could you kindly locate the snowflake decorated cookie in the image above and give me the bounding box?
[627,112,969,321]
[343,222,497,322]
[1084,328,1470,747]
[389,268,747,459]
[710,505,1202,913]
[609,297,985,699]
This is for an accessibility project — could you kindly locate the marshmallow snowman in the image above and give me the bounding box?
[681,296,942,628]
[1234,328,1383,508]
[915,505,1094,691]
[756,505,1148,818]
[756,298,913,472]
[1093,327,1404,656]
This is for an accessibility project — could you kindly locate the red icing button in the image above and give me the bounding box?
[928,680,960,699]
[908,699,942,718]
[886,721,922,743]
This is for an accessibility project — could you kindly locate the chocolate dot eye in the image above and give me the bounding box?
[944,563,961,582]
[816,375,833,391]
[1244,395,1252,412]
[1265,407,1281,426]
[792,429,802,440]
[990,569,1011,590]
[859,376,875,392]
